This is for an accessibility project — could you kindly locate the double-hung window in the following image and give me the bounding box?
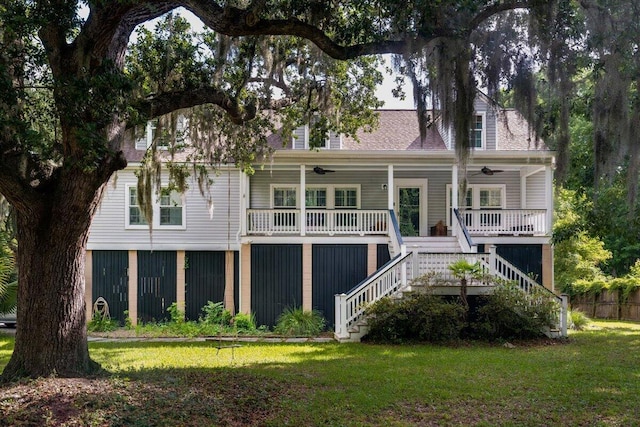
[446,184,504,228]
[470,114,485,149]
[126,184,185,229]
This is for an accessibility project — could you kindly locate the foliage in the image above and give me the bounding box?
[554,187,611,292]
[200,301,232,326]
[166,302,185,324]
[365,293,466,344]
[0,238,17,316]
[472,283,560,340]
[87,312,118,333]
[233,312,257,333]
[273,307,325,336]
[569,310,590,331]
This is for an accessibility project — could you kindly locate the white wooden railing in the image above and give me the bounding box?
[334,252,412,340]
[459,209,547,235]
[246,209,388,236]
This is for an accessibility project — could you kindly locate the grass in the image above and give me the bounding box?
[1,320,640,425]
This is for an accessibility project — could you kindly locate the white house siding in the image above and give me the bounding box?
[473,97,498,150]
[292,126,306,149]
[87,167,241,251]
[524,170,546,209]
[468,171,521,209]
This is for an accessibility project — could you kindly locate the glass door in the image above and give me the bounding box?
[395,180,426,237]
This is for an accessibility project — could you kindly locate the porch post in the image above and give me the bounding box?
[560,294,569,338]
[240,171,247,236]
[300,164,306,236]
[452,164,459,237]
[545,165,554,235]
[488,244,497,276]
[387,164,394,210]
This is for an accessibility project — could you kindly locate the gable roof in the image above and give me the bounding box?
[342,110,446,150]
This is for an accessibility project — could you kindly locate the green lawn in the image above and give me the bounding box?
[1,321,640,426]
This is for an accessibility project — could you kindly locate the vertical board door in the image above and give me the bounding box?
[92,251,129,324]
[312,244,368,328]
[184,251,226,321]
[137,251,177,323]
[496,245,543,283]
[251,244,302,327]
[377,243,391,268]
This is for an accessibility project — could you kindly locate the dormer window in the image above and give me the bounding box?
[307,114,330,149]
[470,114,485,149]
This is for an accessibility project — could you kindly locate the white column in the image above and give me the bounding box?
[387,164,394,210]
[451,164,459,237]
[545,165,554,235]
[300,164,306,236]
[240,171,248,236]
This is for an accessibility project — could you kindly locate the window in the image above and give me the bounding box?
[335,187,358,208]
[306,188,327,208]
[126,184,185,229]
[306,115,330,149]
[273,187,297,208]
[470,114,485,149]
[446,184,505,227]
[159,189,183,226]
[128,187,147,226]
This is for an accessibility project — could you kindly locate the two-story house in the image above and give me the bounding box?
[86,95,561,339]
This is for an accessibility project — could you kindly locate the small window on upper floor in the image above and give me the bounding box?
[126,184,186,229]
[159,188,184,226]
[307,115,330,149]
[134,116,188,151]
[470,114,485,149]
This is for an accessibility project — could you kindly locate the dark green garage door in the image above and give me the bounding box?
[185,251,226,321]
[92,251,129,324]
[137,251,177,323]
[312,244,368,328]
[251,245,302,327]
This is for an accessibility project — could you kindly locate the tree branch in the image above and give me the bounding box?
[133,87,258,124]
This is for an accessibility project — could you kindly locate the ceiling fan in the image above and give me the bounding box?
[474,166,504,176]
[312,166,335,175]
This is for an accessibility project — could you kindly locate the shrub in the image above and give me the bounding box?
[167,302,185,324]
[472,283,559,340]
[274,307,326,336]
[233,312,257,332]
[365,293,466,344]
[87,312,118,332]
[570,309,590,330]
[201,301,232,326]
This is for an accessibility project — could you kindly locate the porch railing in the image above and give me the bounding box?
[458,209,547,235]
[247,209,388,236]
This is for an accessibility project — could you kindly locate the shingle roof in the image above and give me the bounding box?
[342,110,446,150]
[496,109,547,150]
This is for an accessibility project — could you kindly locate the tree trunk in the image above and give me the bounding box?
[1,168,110,381]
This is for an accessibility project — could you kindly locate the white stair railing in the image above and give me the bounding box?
[334,252,412,340]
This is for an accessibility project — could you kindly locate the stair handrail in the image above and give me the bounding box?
[335,251,413,340]
[388,209,405,255]
[487,250,567,336]
[453,208,475,253]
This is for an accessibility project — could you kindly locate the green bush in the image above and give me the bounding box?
[201,301,233,326]
[233,312,257,332]
[87,312,118,332]
[570,309,590,330]
[365,293,466,344]
[274,307,326,336]
[167,302,185,324]
[472,283,559,340]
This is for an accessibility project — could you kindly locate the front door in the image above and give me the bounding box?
[395,179,427,237]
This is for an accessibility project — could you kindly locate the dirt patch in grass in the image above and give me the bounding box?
[0,371,305,426]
